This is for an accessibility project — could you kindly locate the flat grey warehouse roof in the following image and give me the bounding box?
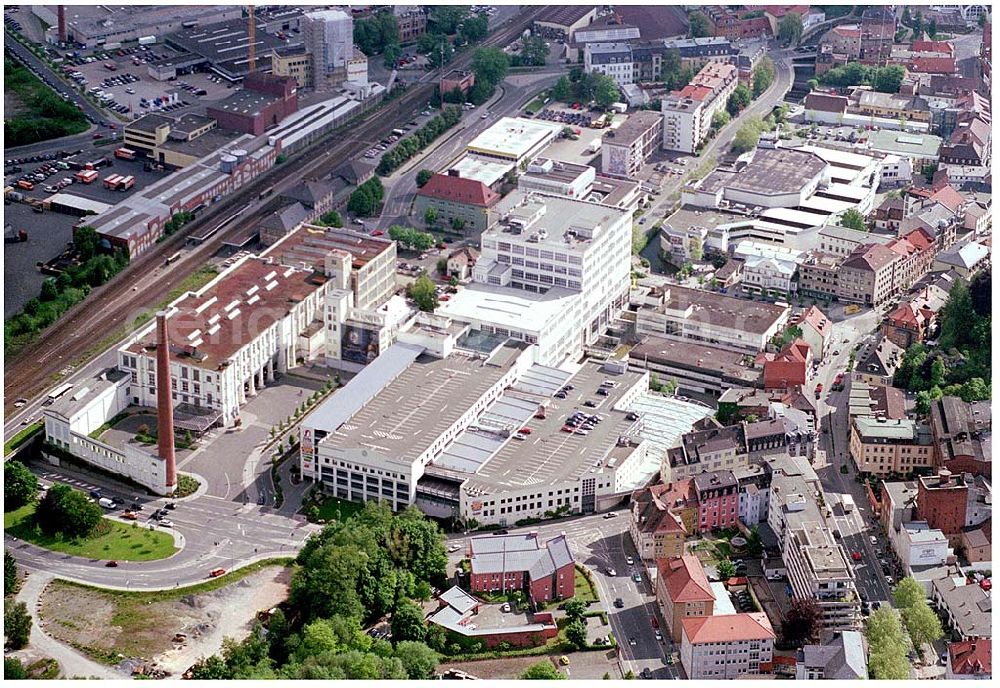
[314,343,526,465]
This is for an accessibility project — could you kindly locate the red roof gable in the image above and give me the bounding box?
[907,56,957,74]
[911,40,955,56]
[929,185,965,213]
[904,228,934,250]
[417,173,500,207]
[949,639,991,676]
[658,555,715,603]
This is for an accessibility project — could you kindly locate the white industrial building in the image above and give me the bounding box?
[299,324,704,525]
[42,369,171,495]
[465,117,563,165]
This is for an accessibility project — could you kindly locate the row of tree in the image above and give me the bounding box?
[388,225,435,252]
[190,503,448,679]
[5,227,130,355]
[819,62,907,94]
[375,107,463,176]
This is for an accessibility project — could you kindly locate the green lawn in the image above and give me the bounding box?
[574,565,600,604]
[313,495,364,522]
[4,421,43,456]
[4,502,177,561]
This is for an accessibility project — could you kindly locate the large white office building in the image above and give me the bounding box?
[302,8,354,90]
[437,191,633,366]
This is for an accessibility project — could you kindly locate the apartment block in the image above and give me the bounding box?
[661,62,738,153]
[849,417,934,476]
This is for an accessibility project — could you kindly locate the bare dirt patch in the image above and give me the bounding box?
[38,565,291,676]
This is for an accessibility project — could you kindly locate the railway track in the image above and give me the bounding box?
[4,9,543,409]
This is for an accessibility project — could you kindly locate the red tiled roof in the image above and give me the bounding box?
[804,91,849,114]
[887,237,917,258]
[658,555,715,603]
[833,25,862,38]
[682,612,775,644]
[907,56,957,74]
[949,639,991,676]
[417,173,500,207]
[930,185,966,213]
[795,305,831,338]
[911,40,955,56]
[887,303,920,327]
[904,228,934,250]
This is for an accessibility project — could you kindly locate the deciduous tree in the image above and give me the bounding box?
[4,460,39,511]
[520,660,564,679]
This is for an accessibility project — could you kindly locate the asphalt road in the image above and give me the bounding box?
[6,463,319,591]
[809,306,896,604]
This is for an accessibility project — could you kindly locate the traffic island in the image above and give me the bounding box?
[4,500,177,562]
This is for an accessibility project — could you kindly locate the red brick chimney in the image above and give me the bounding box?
[156,311,177,490]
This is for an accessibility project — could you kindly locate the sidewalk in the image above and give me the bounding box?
[15,572,124,679]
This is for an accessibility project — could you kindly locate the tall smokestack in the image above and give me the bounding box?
[57,6,66,43]
[156,311,177,490]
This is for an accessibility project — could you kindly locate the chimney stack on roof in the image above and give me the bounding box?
[156,311,177,491]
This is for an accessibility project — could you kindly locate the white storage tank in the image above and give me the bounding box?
[220,154,238,174]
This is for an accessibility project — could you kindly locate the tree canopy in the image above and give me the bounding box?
[4,460,39,511]
[752,57,775,98]
[688,12,711,38]
[839,208,868,231]
[520,660,564,679]
[726,84,752,117]
[782,598,822,646]
[865,607,911,679]
[35,484,102,538]
[778,12,803,45]
[407,274,439,312]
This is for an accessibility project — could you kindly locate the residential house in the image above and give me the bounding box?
[762,340,812,391]
[680,612,776,679]
[838,243,900,306]
[428,586,558,649]
[855,332,904,386]
[849,416,933,476]
[931,576,993,641]
[933,241,990,279]
[655,554,715,642]
[693,470,739,532]
[446,246,478,282]
[873,197,906,233]
[795,631,869,680]
[946,639,991,679]
[414,172,501,233]
[791,306,832,359]
[629,482,691,562]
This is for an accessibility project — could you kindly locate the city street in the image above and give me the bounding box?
[6,461,319,591]
[809,307,895,603]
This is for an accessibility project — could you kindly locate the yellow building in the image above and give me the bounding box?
[656,555,715,643]
[272,48,313,89]
[849,416,934,476]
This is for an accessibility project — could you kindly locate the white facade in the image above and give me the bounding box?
[879,154,913,186]
[443,192,632,365]
[42,371,170,495]
[739,484,766,525]
[661,63,737,153]
[584,42,635,86]
[890,521,952,573]
[740,255,798,296]
[680,617,775,679]
[119,257,331,427]
[518,158,595,199]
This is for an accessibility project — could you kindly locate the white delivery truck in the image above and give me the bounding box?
[587,138,602,154]
[841,494,855,513]
[98,497,118,509]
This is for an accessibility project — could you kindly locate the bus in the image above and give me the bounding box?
[165,251,181,265]
[44,383,74,405]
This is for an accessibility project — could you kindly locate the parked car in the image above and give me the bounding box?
[209,568,226,578]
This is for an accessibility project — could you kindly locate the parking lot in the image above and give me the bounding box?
[5,152,171,206]
[3,202,78,317]
[63,46,235,121]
